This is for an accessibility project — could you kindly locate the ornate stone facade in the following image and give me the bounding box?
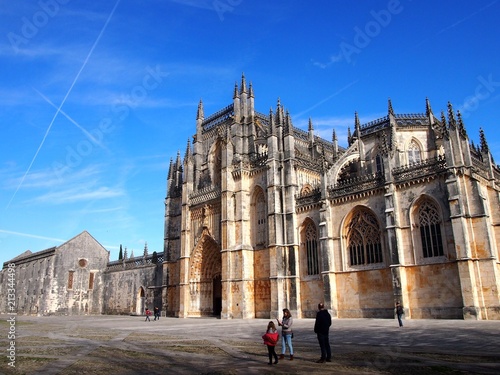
[2,76,499,320]
[163,75,500,320]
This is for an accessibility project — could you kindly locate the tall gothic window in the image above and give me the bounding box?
[67,271,74,289]
[304,221,319,275]
[253,188,267,247]
[88,272,95,290]
[347,210,383,266]
[408,140,421,165]
[418,200,444,258]
[376,154,384,174]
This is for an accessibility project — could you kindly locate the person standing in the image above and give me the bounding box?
[262,321,279,365]
[395,301,404,327]
[145,308,151,322]
[154,306,160,321]
[276,308,294,360]
[314,303,332,363]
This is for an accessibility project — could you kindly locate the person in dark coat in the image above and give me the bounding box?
[314,303,332,363]
[153,306,160,321]
[395,301,404,327]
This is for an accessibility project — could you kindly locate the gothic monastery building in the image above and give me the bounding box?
[2,76,500,320]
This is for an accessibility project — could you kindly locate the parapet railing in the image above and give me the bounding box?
[106,252,164,271]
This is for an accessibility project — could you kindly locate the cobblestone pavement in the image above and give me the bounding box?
[1,314,499,374]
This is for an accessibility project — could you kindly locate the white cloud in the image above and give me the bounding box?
[27,185,125,205]
[0,229,66,243]
[2,165,103,190]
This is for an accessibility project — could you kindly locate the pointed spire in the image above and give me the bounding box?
[440,110,447,126]
[124,247,128,260]
[249,82,254,98]
[143,242,149,258]
[168,157,174,180]
[457,110,467,138]
[166,158,174,198]
[197,99,204,120]
[267,107,276,136]
[176,150,182,170]
[440,110,449,138]
[233,82,239,99]
[129,249,134,259]
[284,110,292,135]
[308,118,314,146]
[355,111,361,139]
[240,73,247,94]
[347,126,352,146]
[425,97,433,117]
[332,129,338,159]
[479,128,489,153]
[447,102,456,128]
[276,98,283,126]
[184,138,192,159]
[388,98,395,116]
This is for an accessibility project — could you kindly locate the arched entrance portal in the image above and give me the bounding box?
[189,231,222,317]
[213,274,222,317]
[136,286,146,315]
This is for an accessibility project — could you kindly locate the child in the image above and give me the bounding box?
[145,308,152,322]
[262,321,279,365]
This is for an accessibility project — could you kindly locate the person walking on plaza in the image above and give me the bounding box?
[314,303,332,363]
[276,308,294,360]
[145,308,152,322]
[395,301,404,327]
[153,306,160,321]
[262,321,279,365]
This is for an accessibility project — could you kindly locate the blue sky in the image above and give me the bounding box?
[1,0,500,266]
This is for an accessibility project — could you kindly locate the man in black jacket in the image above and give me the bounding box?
[314,303,332,363]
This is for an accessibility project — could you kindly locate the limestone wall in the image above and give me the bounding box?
[50,232,109,315]
[254,248,271,318]
[0,231,109,316]
[404,262,463,319]
[103,262,163,315]
[336,268,394,318]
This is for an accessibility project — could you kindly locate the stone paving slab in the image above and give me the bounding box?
[0,314,499,374]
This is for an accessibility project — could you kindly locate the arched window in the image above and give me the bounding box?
[347,210,383,266]
[301,185,312,195]
[338,159,360,181]
[304,221,319,275]
[408,140,421,165]
[418,200,444,258]
[376,154,384,174]
[252,188,267,247]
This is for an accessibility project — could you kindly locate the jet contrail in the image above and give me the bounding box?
[6,0,121,209]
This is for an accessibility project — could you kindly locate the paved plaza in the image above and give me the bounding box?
[1,314,499,374]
